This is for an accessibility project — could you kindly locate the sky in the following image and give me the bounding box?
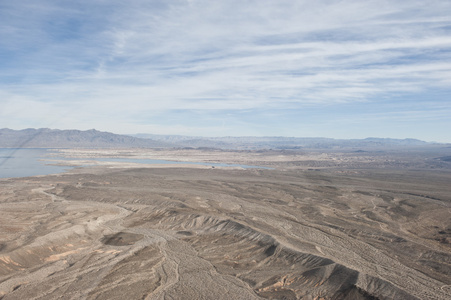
[0,0,450,142]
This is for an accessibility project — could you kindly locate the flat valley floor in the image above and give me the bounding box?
[0,148,450,299]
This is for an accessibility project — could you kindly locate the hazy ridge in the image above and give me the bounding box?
[0,128,444,150]
[0,128,171,148]
[134,133,435,150]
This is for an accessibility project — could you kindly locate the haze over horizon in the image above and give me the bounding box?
[1,1,450,142]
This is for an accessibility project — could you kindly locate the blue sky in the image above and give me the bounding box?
[1,0,450,142]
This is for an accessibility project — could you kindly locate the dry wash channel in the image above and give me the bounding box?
[0,162,450,299]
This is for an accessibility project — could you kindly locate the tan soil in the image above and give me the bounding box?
[0,149,450,299]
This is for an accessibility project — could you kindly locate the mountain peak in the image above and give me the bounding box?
[0,128,172,148]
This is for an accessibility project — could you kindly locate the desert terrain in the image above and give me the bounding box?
[0,148,450,299]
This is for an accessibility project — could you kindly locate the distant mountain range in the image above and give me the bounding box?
[0,128,170,148]
[0,128,441,149]
[133,133,435,150]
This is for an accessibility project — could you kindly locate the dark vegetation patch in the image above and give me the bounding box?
[101,232,144,246]
[177,231,193,236]
[264,245,277,257]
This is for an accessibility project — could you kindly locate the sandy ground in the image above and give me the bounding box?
[0,149,450,299]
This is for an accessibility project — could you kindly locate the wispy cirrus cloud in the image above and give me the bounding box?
[0,0,450,141]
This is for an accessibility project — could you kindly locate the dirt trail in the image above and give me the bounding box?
[0,149,450,299]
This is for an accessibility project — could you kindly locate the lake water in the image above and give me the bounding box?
[0,148,71,178]
[0,148,270,178]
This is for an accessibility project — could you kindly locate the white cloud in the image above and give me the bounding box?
[0,0,450,139]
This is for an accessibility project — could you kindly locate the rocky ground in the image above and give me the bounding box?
[0,149,450,299]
